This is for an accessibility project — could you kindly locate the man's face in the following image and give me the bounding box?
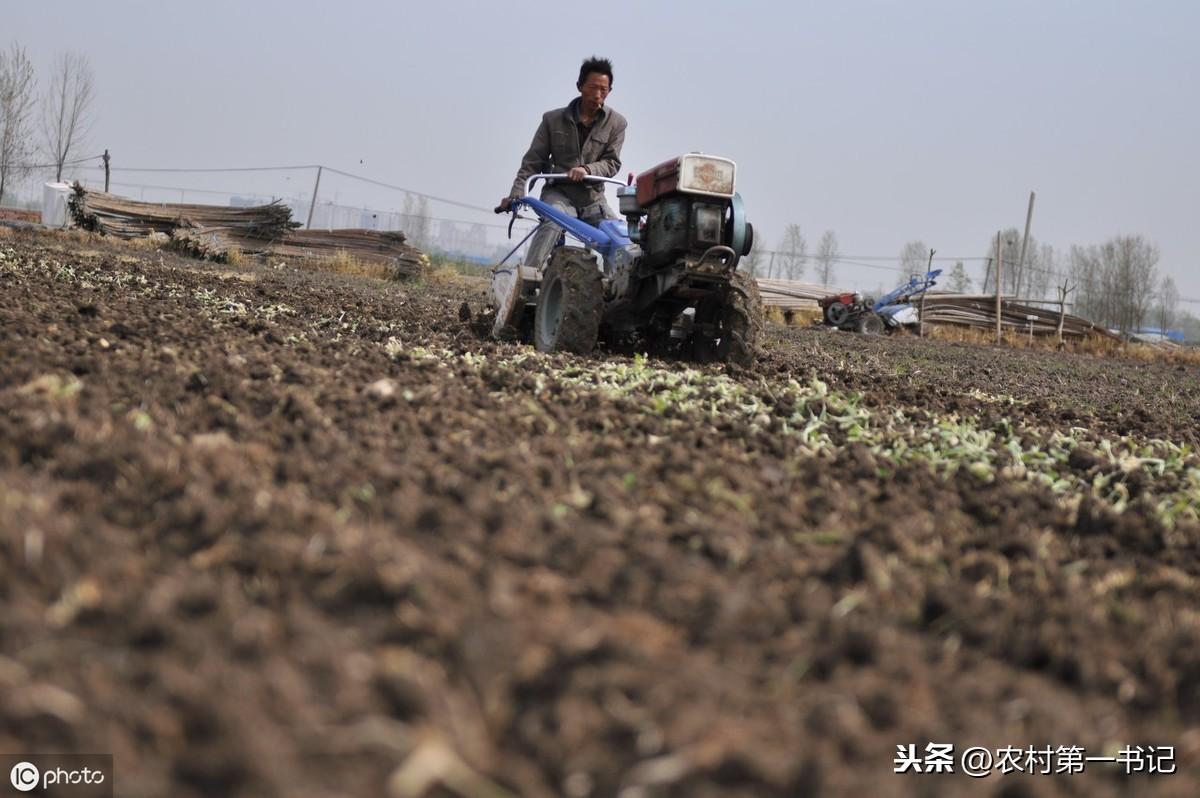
[577,72,611,113]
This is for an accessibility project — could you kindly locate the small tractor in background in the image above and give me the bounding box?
[491,154,761,365]
[818,269,942,334]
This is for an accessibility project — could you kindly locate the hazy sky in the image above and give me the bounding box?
[9,1,1200,303]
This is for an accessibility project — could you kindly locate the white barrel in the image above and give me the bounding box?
[41,182,74,228]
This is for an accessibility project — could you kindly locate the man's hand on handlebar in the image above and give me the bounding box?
[498,167,607,212]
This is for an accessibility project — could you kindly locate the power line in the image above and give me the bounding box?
[12,154,105,170]
[755,252,943,274]
[76,176,535,234]
[817,254,993,261]
[829,257,911,273]
[77,181,534,237]
[28,159,1197,304]
[74,162,496,214]
[95,179,275,198]
[320,166,495,214]
[78,163,318,174]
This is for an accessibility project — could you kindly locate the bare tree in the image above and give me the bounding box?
[777,224,807,280]
[0,43,37,205]
[898,240,928,275]
[742,232,766,278]
[1069,235,1159,334]
[980,229,1020,293]
[1026,242,1056,300]
[1157,276,1179,335]
[1069,243,1105,321]
[813,229,839,285]
[1176,310,1200,344]
[1054,278,1075,345]
[42,52,95,182]
[946,260,972,293]
[1119,235,1159,333]
[978,228,1055,298]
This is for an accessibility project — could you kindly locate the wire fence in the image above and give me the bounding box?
[3,158,538,267]
[4,155,1198,309]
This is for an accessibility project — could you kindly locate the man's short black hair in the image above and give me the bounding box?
[577,56,613,88]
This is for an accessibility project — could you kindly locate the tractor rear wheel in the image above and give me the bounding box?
[714,271,763,366]
[824,301,849,326]
[534,248,603,355]
[855,312,885,335]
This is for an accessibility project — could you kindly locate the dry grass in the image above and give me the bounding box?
[0,207,39,223]
[19,227,107,252]
[1071,335,1200,366]
[1121,341,1200,366]
[765,306,822,327]
[925,323,1068,350]
[123,232,168,251]
[1071,335,1124,357]
[225,246,245,268]
[294,250,396,281]
[924,322,1200,365]
[288,249,440,284]
[423,263,470,287]
[925,322,1117,353]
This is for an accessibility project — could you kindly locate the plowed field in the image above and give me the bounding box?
[2,229,1198,797]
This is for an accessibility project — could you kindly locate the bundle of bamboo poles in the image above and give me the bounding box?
[69,186,297,243]
[270,229,428,280]
[918,294,1119,340]
[68,186,427,278]
[754,278,828,310]
[755,277,1116,341]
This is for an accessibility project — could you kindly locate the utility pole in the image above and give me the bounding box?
[995,231,1003,344]
[305,165,323,230]
[102,149,111,192]
[1016,191,1036,297]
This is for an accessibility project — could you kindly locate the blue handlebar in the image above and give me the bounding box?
[504,195,630,261]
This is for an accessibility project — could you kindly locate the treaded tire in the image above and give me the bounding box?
[855,312,885,335]
[715,270,763,366]
[534,248,603,355]
[824,301,849,327]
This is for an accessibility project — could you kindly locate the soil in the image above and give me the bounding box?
[1,229,1198,797]
[765,325,1200,445]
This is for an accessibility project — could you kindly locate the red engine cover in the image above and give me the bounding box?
[819,293,857,308]
[635,158,681,206]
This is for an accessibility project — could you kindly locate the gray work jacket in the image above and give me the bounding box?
[509,98,627,209]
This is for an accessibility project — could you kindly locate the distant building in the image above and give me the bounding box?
[1131,327,1184,343]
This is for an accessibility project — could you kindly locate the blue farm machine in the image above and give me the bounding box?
[818,269,942,334]
[491,154,761,365]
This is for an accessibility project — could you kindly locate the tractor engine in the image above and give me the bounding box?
[616,154,754,273]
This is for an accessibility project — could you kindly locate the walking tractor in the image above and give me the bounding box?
[818,268,943,334]
[491,154,762,365]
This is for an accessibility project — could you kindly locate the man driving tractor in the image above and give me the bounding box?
[493,56,627,335]
[486,62,759,363]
